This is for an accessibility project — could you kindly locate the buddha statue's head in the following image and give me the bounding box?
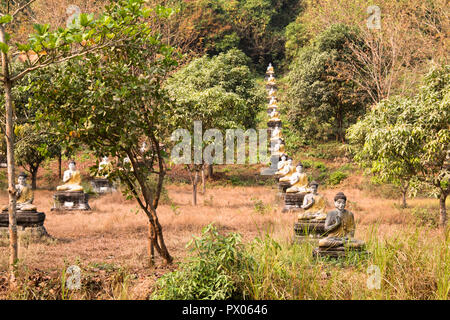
[18,172,28,186]
[287,158,293,166]
[69,160,76,171]
[334,192,347,211]
[296,162,303,173]
[280,154,287,162]
[101,156,109,163]
[309,181,319,194]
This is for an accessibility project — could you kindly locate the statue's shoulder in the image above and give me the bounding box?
[326,209,339,218]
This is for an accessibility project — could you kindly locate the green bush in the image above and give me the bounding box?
[152,224,252,300]
[327,171,348,185]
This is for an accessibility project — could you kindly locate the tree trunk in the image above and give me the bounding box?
[31,166,38,190]
[147,222,154,267]
[1,25,18,281]
[192,170,198,206]
[201,166,205,194]
[401,182,409,208]
[58,152,62,179]
[208,164,213,178]
[439,191,447,228]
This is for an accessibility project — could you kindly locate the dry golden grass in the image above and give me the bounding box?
[0,167,447,299]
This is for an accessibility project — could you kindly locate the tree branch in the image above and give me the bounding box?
[12,0,38,18]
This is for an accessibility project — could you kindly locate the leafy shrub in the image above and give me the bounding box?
[152,224,252,300]
[313,161,327,172]
[327,171,348,185]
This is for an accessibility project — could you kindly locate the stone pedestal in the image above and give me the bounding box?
[52,191,91,211]
[267,120,282,129]
[278,181,290,194]
[260,155,280,176]
[313,241,367,258]
[0,209,50,241]
[283,192,306,212]
[91,178,115,194]
[294,219,325,242]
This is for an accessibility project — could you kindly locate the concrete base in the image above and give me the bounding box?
[313,246,367,258]
[91,178,115,194]
[0,225,52,244]
[294,220,326,236]
[282,193,306,213]
[0,210,45,227]
[52,191,91,211]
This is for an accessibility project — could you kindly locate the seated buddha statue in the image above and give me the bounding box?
[56,160,84,192]
[269,97,277,107]
[2,172,36,211]
[318,192,365,249]
[298,181,326,220]
[271,139,285,156]
[276,157,292,176]
[96,156,112,178]
[267,74,276,86]
[279,159,296,182]
[270,127,282,141]
[268,88,276,98]
[269,109,281,122]
[286,162,309,193]
[277,154,288,170]
[266,63,274,75]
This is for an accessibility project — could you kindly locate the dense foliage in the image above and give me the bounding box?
[285,24,369,143]
[348,65,449,225]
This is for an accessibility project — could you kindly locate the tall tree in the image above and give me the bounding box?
[286,24,369,142]
[0,0,155,280]
[348,65,449,226]
[165,48,264,205]
[31,7,179,265]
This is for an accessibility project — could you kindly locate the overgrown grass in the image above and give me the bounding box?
[151,223,449,300]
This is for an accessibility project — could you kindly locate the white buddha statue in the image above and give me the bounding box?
[286,162,309,193]
[277,154,288,170]
[271,127,282,141]
[269,96,277,107]
[268,88,276,98]
[96,156,112,178]
[266,63,274,75]
[269,109,281,122]
[57,160,84,192]
[2,172,36,211]
[277,158,294,177]
[267,74,276,86]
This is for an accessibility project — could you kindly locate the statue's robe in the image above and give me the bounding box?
[286,172,308,193]
[57,170,84,192]
[2,184,36,211]
[319,209,364,248]
[298,193,326,220]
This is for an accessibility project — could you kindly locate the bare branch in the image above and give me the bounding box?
[12,0,38,18]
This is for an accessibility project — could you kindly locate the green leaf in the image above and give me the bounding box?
[0,14,12,25]
[0,42,9,54]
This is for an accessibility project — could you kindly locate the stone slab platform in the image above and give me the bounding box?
[0,210,45,227]
[52,191,91,211]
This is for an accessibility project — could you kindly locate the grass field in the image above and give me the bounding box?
[0,159,448,299]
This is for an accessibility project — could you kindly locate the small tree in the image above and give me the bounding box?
[0,0,158,279]
[286,24,369,142]
[32,6,179,265]
[347,97,422,208]
[165,48,264,205]
[14,124,60,189]
[348,65,449,226]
